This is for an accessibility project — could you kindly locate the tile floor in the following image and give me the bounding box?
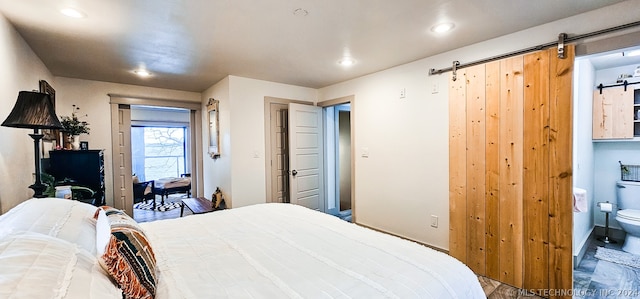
[478,276,545,298]
[574,237,640,299]
[478,236,640,298]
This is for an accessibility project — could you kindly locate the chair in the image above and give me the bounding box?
[133,180,155,209]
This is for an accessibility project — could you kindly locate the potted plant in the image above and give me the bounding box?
[60,105,89,149]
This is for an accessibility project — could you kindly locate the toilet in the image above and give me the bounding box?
[615,180,640,255]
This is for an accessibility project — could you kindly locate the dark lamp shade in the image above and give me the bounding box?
[1,91,63,129]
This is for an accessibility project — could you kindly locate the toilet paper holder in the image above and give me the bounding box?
[597,201,617,212]
[597,201,617,244]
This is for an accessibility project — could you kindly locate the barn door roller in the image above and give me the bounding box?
[451,61,460,81]
[557,33,567,59]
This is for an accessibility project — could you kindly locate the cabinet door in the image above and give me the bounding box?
[593,87,633,139]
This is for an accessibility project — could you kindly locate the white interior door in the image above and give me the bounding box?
[288,103,324,211]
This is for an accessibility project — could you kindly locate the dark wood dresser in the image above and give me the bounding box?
[49,150,105,206]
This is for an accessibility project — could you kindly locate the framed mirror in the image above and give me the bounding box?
[207,98,220,159]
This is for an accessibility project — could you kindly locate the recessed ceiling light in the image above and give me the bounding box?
[338,57,355,67]
[133,69,152,77]
[431,23,454,33]
[293,8,309,16]
[60,7,86,18]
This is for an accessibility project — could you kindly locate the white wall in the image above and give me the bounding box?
[573,58,596,255]
[227,76,316,208]
[319,54,452,249]
[595,64,640,86]
[318,0,640,250]
[53,77,200,206]
[594,142,640,229]
[201,77,231,203]
[0,13,55,213]
[200,76,317,208]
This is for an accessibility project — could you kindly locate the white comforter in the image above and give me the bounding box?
[141,203,484,299]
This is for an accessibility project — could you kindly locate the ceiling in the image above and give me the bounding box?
[0,0,628,92]
[587,46,640,70]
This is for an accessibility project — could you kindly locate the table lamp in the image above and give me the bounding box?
[2,91,63,197]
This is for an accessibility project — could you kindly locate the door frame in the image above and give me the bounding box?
[110,104,133,215]
[268,102,289,204]
[109,94,202,213]
[263,96,312,203]
[318,95,355,222]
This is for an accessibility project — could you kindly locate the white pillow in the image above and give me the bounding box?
[0,232,121,299]
[95,207,111,256]
[0,198,99,254]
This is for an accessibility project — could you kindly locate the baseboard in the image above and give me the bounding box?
[355,222,449,254]
[594,225,625,241]
[574,228,595,269]
[573,225,625,268]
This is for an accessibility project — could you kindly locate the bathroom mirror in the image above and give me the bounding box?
[207,98,220,159]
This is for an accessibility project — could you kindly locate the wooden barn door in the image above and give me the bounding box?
[449,46,573,297]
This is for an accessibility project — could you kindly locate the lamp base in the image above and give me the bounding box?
[29,182,47,198]
[29,132,46,198]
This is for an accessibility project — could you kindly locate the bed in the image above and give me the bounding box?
[0,198,485,299]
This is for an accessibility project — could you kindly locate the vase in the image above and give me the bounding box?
[72,135,80,150]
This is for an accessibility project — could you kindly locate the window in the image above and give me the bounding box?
[131,126,187,181]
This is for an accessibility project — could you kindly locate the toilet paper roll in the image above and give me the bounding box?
[600,202,613,213]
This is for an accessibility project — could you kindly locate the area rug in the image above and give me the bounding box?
[134,201,182,212]
[595,247,640,269]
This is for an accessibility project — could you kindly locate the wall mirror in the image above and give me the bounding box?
[207,98,220,159]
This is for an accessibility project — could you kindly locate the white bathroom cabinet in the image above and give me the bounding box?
[592,86,636,140]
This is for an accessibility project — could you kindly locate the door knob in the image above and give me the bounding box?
[292,170,298,176]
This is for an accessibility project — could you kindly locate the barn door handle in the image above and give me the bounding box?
[291,170,298,177]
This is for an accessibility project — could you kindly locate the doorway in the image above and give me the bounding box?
[265,100,324,211]
[130,106,191,182]
[129,106,193,222]
[264,95,354,220]
[324,103,352,220]
[109,95,202,216]
[572,43,640,293]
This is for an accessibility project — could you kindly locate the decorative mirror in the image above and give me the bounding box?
[207,98,220,159]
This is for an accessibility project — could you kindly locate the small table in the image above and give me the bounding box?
[180,197,215,217]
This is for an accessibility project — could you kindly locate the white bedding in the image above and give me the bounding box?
[0,232,122,299]
[0,198,99,254]
[141,203,484,299]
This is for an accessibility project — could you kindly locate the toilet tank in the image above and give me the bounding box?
[616,180,640,209]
